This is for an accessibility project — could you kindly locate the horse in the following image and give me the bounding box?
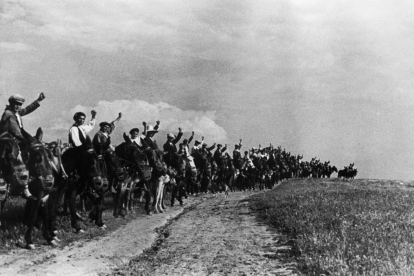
[238,158,255,191]
[115,134,151,216]
[58,136,104,231]
[193,150,212,194]
[146,148,169,213]
[323,165,337,178]
[0,128,55,249]
[163,152,188,206]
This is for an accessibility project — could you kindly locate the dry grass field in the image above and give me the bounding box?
[250,178,414,276]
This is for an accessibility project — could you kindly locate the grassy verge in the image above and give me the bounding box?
[250,178,414,276]
[0,192,171,253]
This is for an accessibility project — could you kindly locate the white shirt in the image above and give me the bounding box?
[15,113,22,128]
[191,145,201,155]
[132,136,142,147]
[69,118,96,147]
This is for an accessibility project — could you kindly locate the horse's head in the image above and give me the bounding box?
[21,128,55,186]
[95,139,125,182]
[62,136,103,188]
[0,133,29,192]
[169,153,186,177]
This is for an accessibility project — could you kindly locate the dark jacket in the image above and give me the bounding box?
[0,101,40,142]
[92,123,115,154]
[163,132,183,155]
[214,146,227,165]
[143,136,160,151]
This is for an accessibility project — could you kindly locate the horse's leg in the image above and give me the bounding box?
[40,195,59,246]
[95,189,105,228]
[170,181,177,207]
[0,198,6,230]
[144,185,151,215]
[124,188,131,216]
[80,192,87,213]
[25,179,44,249]
[161,183,167,210]
[46,185,62,240]
[119,187,127,218]
[178,179,185,206]
[68,182,83,233]
[154,178,164,213]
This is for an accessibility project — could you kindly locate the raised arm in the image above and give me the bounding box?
[109,112,122,134]
[172,127,183,144]
[207,143,216,152]
[154,120,160,130]
[188,131,194,144]
[142,121,147,136]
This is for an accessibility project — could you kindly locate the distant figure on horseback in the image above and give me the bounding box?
[92,113,122,153]
[0,92,46,200]
[129,127,150,151]
[69,110,97,148]
[191,138,203,155]
[214,144,228,167]
[127,127,152,180]
[142,121,160,150]
[233,139,242,169]
[181,132,195,168]
[163,127,183,156]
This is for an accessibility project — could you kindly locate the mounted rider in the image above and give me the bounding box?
[213,143,228,167]
[163,127,183,156]
[0,93,46,200]
[129,127,150,152]
[190,137,203,156]
[181,132,195,167]
[232,139,242,169]
[201,142,216,157]
[69,110,97,148]
[92,113,122,154]
[142,121,160,151]
[163,127,183,168]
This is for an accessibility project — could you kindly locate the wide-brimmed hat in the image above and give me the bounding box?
[167,133,175,138]
[217,144,222,147]
[146,125,158,133]
[194,140,201,145]
[235,144,240,148]
[9,94,25,104]
[73,112,86,121]
[99,122,111,128]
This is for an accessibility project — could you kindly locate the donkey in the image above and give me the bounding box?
[0,128,55,249]
[114,134,150,216]
[59,136,104,232]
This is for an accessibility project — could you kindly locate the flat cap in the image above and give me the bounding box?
[9,94,25,104]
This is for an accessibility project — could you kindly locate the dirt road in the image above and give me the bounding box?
[0,191,301,276]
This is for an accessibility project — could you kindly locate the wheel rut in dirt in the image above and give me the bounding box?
[115,191,303,276]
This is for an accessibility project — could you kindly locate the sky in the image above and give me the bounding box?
[1,0,414,180]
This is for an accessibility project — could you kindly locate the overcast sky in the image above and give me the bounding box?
[1,0,414,180]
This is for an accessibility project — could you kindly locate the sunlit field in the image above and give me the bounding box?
[250,178,414,276]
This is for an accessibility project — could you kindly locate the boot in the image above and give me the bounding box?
[21,186,36,200]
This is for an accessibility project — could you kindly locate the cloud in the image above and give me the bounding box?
[51,99,227,142]
[2,0,194,52]
[0,42,33,52]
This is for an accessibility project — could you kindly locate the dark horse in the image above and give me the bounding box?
[115,134,151,216]
[164,152,191,206]
[0,128,55,249]
[59,136,104,232]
